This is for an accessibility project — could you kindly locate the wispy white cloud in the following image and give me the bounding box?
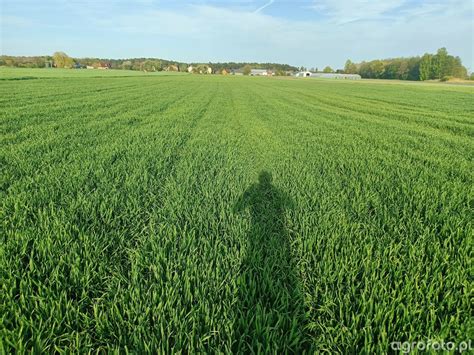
[254,0,275,14]
[2,0,473,70]
[309,0,473,25]
[78,1,471,68]
[310,0,407,24]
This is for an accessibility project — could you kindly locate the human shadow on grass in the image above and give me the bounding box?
[233,171,310,352]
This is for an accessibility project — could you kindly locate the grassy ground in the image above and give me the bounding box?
[0,67,187,79]
[1,68,473,353]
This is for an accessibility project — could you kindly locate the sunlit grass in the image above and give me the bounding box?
[1,69,473,352]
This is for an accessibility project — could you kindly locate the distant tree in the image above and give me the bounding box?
[397,60,409,80]
[167,64,179,72]
[358,61,370,78]
[371,60,385,78]
[129,61,140,71]
[142,60,157,72]
[419,54,432,80]
[418,48,467,80]
[344,59,357,74]
[451,56,467,78]
[406,57,421,80]
[53,51,73,68]
[193,64,211,74]
[4,57,14,66]
[359,60,383,78]
[122,60,132,70]
[243,65,251,75]
[383,60,399,79]
[323,66,334,73]
[434,47,449,79]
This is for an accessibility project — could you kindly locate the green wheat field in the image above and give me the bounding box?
[1,68,473,353]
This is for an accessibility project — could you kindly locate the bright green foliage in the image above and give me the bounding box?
[419,53,433,81]
[350,48,467,81]
[243,64,252,75]
[419,48,468,81]
[1,69,473,353]
[52,52,74,69]
[344,59,357,74]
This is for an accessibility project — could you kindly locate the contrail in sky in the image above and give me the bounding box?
[253,0,275,13]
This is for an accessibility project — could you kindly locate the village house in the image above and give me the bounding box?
[165,64,179,72]
[97,62,110,70]
[250,69,268,76]
[231,69,244,75]
[187,65,212,74]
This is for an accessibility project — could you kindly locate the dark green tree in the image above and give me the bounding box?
[243,65,252,75]
[344,60,357,74]
[419,54,433,80]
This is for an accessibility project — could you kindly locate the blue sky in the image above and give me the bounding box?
[1,0,473,70]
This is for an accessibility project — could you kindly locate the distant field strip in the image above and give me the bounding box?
[1,69,473,353]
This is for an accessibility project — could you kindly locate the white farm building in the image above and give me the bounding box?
[296,72,361,80]
[250,69,269,76]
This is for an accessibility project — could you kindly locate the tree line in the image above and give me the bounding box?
[2,49,469,81]
[0,53,188,71]
[344,48,469,81]
[209,62,297,73]
[0,52,297,73]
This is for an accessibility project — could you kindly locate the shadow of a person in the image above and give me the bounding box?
[233,171,309,352]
